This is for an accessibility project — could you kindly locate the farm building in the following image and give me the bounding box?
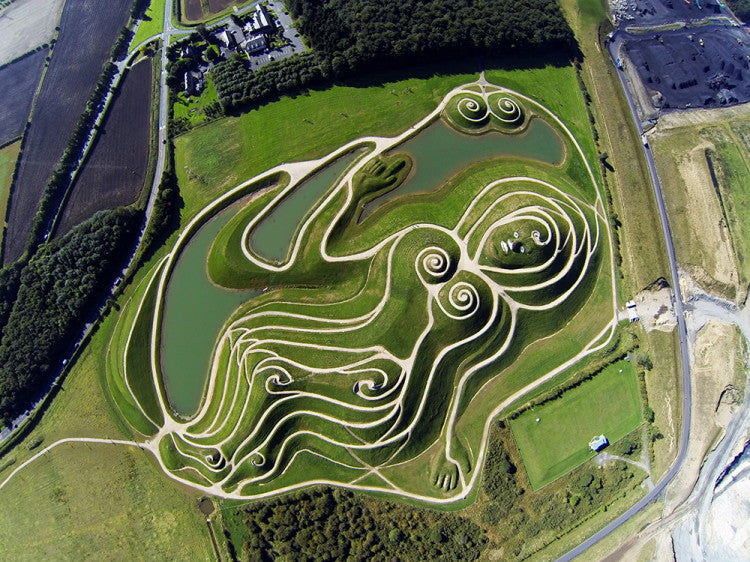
[589,434,608,452]
[217,29,237,49]
[245,3,274,33]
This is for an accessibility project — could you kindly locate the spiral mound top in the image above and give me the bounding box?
[445,86,526,133]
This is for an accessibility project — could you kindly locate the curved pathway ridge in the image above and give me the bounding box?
[1,80,618,508]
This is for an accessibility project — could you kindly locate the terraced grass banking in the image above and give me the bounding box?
[103,71,618,505]
[510,359,642,489]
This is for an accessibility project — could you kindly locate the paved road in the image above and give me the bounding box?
[557,33,694,562]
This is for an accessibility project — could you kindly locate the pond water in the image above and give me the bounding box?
[160,116,564,417]
[360,118,563,220]
[161,205,259,416]
[249,152,362,262]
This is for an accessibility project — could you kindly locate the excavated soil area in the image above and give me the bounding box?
[624,26,750,109]
[611,0,730,27]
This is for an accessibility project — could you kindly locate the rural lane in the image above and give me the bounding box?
[557,36,695,562]
[141,0,264,224]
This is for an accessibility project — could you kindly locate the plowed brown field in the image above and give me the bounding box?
[55,60,153,237]
[3,0,131,265]
[183,0,203,20]
[0,49,47,145]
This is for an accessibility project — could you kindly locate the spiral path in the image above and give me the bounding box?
[0,78,618,505]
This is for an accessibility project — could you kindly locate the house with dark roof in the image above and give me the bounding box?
[217,29,237,49]
[184,69,204,96]
[245,34,268,55]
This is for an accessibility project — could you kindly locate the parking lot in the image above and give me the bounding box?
[246,0,306,70]
[610,0,733,27]
[624,25,750,108]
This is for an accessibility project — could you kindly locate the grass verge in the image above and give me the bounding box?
[0,140,20,251]
[131,0,167,50]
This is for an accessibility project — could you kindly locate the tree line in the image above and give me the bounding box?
[0,208,141,424]
[220,418,646,560]
[213,0,576,112]
[725,0,750,21]
[225,485,487,560]
[0,0,158,425]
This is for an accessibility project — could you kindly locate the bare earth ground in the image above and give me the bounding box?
[650,123,740,296]
[0,0,65,66]
[657,102,750,131]
[633,285,677,333]
[664,319,741,509]
[675,143,738,287]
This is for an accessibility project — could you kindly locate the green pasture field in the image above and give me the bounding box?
[0,254,212,557]
[510,358,642,489]
[0,140,20,250]
[131,0,167,51]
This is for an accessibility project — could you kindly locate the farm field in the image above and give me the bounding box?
[131,0,167,50]
[0,141,20,249]
[0,49,47,145]
[0,0,64,66]
[55,60,154,237]
[182,0,251,21]
[2,0,133,265]
[113,75,617,504]
[183,0,203,21]
[510,359,642,489]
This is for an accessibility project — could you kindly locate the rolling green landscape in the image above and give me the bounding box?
[0,0,688,558]
[104,76,620,506]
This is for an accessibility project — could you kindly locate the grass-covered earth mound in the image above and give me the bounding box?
[112,79,616,504]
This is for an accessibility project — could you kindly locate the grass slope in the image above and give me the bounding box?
[0,254,210,557]
[174,65,480,213]
[131,0,167,50]
[0,140,20,250]
[510,359,641,489]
